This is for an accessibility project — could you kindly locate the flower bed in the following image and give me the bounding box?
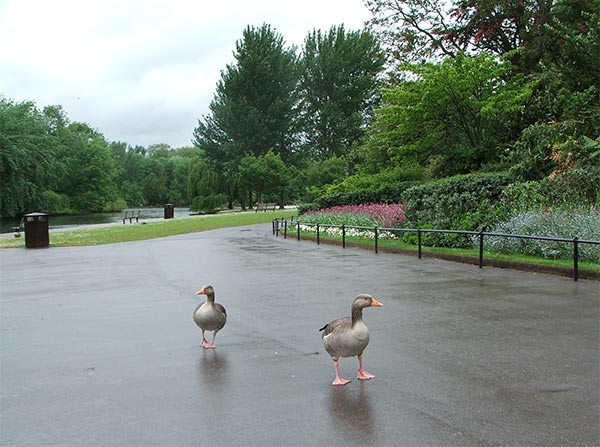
[300,203,406,228]
[484,207,600,263]
[297,224,399,240]
[294,203,600,264]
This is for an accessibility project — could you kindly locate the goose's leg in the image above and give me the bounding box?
[356,354,375,380]
[205,331,218,349]
[332,360,351,386]
[200,329,211,348]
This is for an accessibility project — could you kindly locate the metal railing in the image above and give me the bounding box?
[272,218,600,282]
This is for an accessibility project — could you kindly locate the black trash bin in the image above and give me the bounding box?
[24,212,49,248]
[164,204,174,219]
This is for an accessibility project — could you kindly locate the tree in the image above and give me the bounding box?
[506,1,600,194]
[364,0,566,71]
[238,150,288,206]
[299,25,385,162]
[303,157,349,189]
[137,157,168,205]
[364,0,458,65]
[358,52,533,177]
[446,0,553,59]
[120,180,145,207]
[109,141,129,166]
[56,122,122,212]
[187,156,229,212]
[147,143,172,159]
[535,0,600,91]
[193,23,301,174]
[165,156,192,205]
[0,99,57,216]
[298,156,349,201]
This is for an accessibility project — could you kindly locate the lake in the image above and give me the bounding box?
[0,208,191,233]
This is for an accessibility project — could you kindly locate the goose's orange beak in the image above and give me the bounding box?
[371,298,383,307]
[196,288,206,295]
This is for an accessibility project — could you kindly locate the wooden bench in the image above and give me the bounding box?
[255,202,277,212]
[122,210,140,224]
[13,218,24,233]
[13,218,24,237]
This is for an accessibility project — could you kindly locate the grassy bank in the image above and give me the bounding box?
[0,210,297,248]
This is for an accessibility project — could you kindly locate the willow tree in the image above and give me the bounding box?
[187,157,230,212]
[0,99,57,216]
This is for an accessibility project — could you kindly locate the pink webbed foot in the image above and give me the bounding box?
[332,376,351,386]
[357,370,375,380]
[202,332,219,349]
[331,360,351,386]
[357,355,375,380]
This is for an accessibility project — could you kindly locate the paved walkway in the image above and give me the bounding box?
[1,224,598,446]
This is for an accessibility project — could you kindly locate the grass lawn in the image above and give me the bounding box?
[0,209,297,249]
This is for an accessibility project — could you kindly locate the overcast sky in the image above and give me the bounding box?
[0,0,371,148]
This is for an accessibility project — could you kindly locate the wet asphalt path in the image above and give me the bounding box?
[1,224,599,446]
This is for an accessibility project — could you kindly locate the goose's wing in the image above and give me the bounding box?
[319,316,351,338]
[215,302,227,317]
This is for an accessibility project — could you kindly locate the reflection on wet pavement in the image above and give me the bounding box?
[197,350,230,392]
[328,383,378,445]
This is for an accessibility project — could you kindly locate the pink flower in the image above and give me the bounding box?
[308,203,407,227]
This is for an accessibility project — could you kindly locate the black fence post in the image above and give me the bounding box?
[374,227,378,254]
[297,221,300,240]
[479,231,484,268]
[272,220,276,235]
[417,229,422,259]
[342,224,346,248]
[573,237,579,281]
[317,224,320,245]
[284,220,287,239]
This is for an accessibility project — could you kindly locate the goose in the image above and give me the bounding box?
[193,285,227,349]
[319,294,383,386]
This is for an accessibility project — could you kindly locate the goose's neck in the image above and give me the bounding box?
[351,306,364,326]
[206,292,215,303]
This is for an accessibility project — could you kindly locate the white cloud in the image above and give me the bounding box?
[0,0,371,148]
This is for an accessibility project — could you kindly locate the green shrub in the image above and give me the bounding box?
[500,172,600,214]
[121,181,146,208]
[400,172,512,247]
[540,169,600,207]
[499,181,547,214]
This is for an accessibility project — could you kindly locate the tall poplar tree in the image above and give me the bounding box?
[299,25,384,162]
[193,24,300,169]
